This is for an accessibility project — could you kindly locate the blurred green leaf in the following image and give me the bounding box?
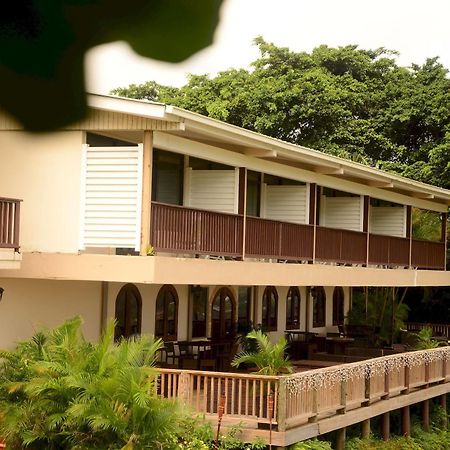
[0,0,223,130]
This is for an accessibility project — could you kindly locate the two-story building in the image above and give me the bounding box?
[0,93,449,349]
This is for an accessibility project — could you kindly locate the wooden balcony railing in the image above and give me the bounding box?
[151,202,243,257]
[406,322,450,338]
[0,197,21,251]
[155,347,450,445]
[150,202,446,270]
[245,216,314,260]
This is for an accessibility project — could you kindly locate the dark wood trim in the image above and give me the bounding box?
[155,284,179,341]
[238,167,247,215]
[114,283,142,340]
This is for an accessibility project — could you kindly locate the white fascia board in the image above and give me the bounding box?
[87,93,172,121]
[154,131,448,213]
[165,106,450,205]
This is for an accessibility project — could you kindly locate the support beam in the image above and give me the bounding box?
[368,181,394,188]
[422,399,430,431]
[381,412,390,441]
[361,419,370,439]
[411,192,435,199]
[314,166,344,175]
[140,131,153,256]
[401,406,410,437]
[336,427,346,450]
[244,148,277,158]
[440,394,447,429]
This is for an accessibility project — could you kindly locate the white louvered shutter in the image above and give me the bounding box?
[264,185,307,224]
[370,206,406,237]
[79,144,143,250]
[187,168,238,214]
[322,196,362,232]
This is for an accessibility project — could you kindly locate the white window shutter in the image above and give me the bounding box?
[79,144,143,251]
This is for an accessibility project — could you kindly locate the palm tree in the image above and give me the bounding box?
[0,317,191,449]
[231,330,292,376]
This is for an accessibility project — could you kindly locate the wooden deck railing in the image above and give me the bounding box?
[406,322,450,338]
[150,202,445,270]
[155,347,450,442]
[0,197,21,251]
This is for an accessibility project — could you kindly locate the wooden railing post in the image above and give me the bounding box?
[402,365,410,394]
[277,379,287,432]
[178,372,192,403]
[363,368,371,405]
[382,362,390,399]
[309,388,318,423]
[339,379,347,414]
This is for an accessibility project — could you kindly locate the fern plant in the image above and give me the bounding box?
[0,316,193,449]
[231,330,292,376]
[413,326,440,350]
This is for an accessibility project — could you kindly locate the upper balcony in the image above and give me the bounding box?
[150,201,446,270]
[0,197,21,269]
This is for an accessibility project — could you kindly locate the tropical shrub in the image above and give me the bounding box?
[231,330,292,375]
[412,326,440,350]
[291,439,332,449]
[0,317,198,449]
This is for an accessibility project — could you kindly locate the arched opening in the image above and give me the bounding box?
[114,283,142,340]
[286,287,301,330]
[211,287,236,341]
[262,286,278,332]
[312,286,326,328]
[332,287,345,326]
[155,285,178,341]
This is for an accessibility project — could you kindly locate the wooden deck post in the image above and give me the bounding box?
[422,399,430,431]
[339,379,347,414]
[381,412,390,441]
[363,368,371,406]
[440,394,447,429]
[401,406,410,437]
[277,379,287,432]
[361,419,370,439]
[308,388,318,423]
[336,427,346,450]
[402,365,410,394]
[178,372,192,403]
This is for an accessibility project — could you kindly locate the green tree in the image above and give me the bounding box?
[113,38,450,189]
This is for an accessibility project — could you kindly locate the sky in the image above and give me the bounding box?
[85,0,450,94]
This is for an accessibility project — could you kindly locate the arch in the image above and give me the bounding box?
[262,286,278,332]
[286,286,301,330]
[211,287,236,340]
[312,286,326,328]
[114,283,142,340]
[332,287,345,326]
[155,284,179,341]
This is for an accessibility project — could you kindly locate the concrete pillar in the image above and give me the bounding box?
[336,427,346,450]
[422,399,430,431]
[361,419,371,439]
[381,412,390,441]
[402,405,410,437]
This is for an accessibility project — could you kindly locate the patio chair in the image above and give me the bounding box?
[163,342,178,366]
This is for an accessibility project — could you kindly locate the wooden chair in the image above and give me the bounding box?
[163,342,178,366]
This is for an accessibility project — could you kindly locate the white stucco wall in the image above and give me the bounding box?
[0,278,102,348]
[0,131,83,253]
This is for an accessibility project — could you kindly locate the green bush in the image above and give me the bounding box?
[0,317,200,449]
[291,439,332,449]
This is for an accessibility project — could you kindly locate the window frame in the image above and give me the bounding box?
[114,283,142,341]
[262,286,278,332]
[155,284,179,341]
[286,286,301,330]
[312,286,326,328]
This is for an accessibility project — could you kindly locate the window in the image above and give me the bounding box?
[286,287,301,329]
[191,286,208,338]
[155,285,178,341]
[262,286,278,331]
[312,286,326,328]
[246,171,261,217]
[238,287,252,332]
[211,287,236,340]
[114,284,142,341]
[332,287,345,326]
[152,149,184,205]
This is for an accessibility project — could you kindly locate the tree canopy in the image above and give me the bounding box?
[113,38,450,190]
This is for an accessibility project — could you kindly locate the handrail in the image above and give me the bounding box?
[150,202,445,269]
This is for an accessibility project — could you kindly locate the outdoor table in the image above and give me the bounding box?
[325,336,355,355]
